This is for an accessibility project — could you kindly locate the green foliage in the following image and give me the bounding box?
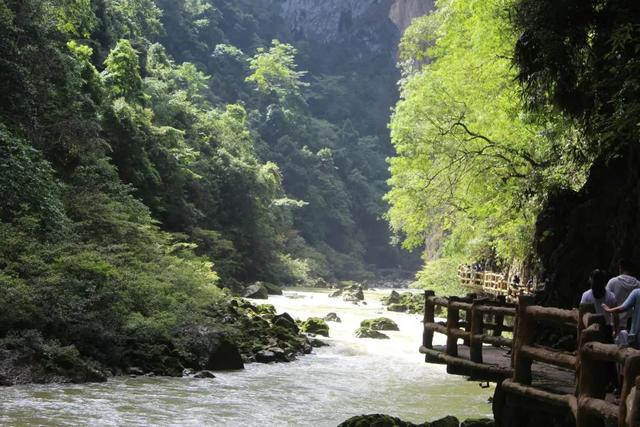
[387,0,582,269]
[0,0,418,375]
[512,0,640,160]
[103,39,143,101]
[247,40,309,108]
[413,257,466,296]
[0,125,70,236]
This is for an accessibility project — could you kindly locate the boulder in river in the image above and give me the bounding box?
[127,367,145,376]
[255,350,276,363]
[309,338,329,347]
[461,419,494,427]
[431,416,460,427]
[387,303,408,313]
[324,312,342,323]
[272,312,299,333]
[342,285,365,303]
[179,326,244,371]
[381,290,401,305]
[329,289,343,298]
[299,317,330,337]
[193,370,216,379]
[257,281,283,295]
[354,327,389,339]
[338,414,423,427]
[360,317,399,331]
[243,283,269,299]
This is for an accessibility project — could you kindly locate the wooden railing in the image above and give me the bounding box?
[421,291,640,427]
[421,291,516,381]
[457,265,529,302]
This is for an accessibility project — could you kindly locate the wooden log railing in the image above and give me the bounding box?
[421,291,516,381]
[457,265,532,302]
[421,291,640,427]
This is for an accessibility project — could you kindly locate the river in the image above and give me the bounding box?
[0,288,493,426]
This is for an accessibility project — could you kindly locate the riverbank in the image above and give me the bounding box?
[0,289,493,426]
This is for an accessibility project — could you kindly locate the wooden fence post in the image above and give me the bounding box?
[463,293,476,346]
[512,295,535,385]
[628,376,640,427]
[423,290,435,349]
[619,355,640,427]
[470,301,484,363]
[447,297,460,357]
[493,295,506,343]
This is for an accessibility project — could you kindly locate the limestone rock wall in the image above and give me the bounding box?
[281,0,433,48]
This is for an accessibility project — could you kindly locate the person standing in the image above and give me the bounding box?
[606,258,640,331]
[581,269,617,338]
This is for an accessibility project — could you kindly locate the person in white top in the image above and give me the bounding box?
[606,259,640,331]
[581,269,617,339]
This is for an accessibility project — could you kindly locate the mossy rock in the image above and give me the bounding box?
[272,312,299,333]
[360,317,399,331]
[257,281,283,295]
[381,290,401,305]
[354,327,389,339]
[243,283,269,299]
[324,312,342,323]
[461,419,494,427]
[299,317,330,337]
[255,304,276,316]
[431,416,459,427]
[338,414,425,427]
[387,303,408,313]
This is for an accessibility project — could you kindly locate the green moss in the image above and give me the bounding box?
[299,317,330,337]
[360,317,399,331]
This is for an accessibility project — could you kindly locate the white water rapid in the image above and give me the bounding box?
[0,288,494,426]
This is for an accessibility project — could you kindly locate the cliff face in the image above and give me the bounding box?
[534,144,640,308]
[389,0,434,34]
[281,0,433,51]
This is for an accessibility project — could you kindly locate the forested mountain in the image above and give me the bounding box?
[0,0,429,379]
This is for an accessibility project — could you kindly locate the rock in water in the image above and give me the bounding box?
[272,312,300,333]
[300,317,330,337]
[193,370,216,379]
[329,289,343,298]
[207,339,244,370]
[255,350,276,363]
[338,414,424,427]
[257,281,283,295]
[431,416,460,427]
[382,290,401,305]
[127,367,145,376]
[309,338,329,347]
[461,419,494,427]
[181,326,244,371]
[324,312,342,323]
[342,284,365,303]
[360,317,399,331]
[243,283,269,299]
[354,327,389,339]
[387,303,408,312]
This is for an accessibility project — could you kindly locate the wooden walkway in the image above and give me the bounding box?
[419,291,640,427]
[457,265,531,302]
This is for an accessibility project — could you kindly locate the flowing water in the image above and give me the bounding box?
[0,289,494,426]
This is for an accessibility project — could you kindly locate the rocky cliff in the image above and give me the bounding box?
[281,0,433,49]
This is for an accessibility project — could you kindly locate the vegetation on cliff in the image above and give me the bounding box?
[386,0,633,300]
[0,0,413,380]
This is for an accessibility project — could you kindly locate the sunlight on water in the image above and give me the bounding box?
[0,289,494,426]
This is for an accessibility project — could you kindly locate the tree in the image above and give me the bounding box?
[386,0,578,271]
[103,39,143,101]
